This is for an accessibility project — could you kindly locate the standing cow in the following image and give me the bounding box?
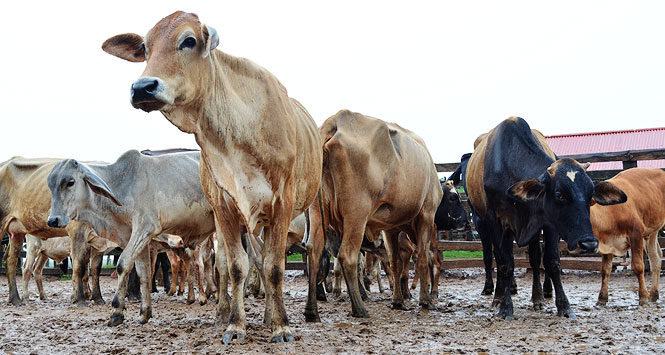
[466,117,626,320]
[102,11,322,343]
[304,110,442,322]
[0,158,104,306]
[47,150,216,326]
[591,168,664,306]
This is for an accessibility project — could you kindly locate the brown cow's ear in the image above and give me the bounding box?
[507,178,545,202]
[592,181,627,206]
[102,33,146,62]
[201,24,219,58]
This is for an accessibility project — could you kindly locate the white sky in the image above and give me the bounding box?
[1,1,664,170]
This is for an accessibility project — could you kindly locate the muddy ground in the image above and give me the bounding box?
[1,269,664,354]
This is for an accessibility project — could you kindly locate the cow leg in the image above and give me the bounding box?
[160,253,172,293]
[305,207,326,322]
[528,239,545,311]
[315,249,331,302]
[133,248,153,324]
[150,248,159,293]
[476,216,495,296]
[21,245,38,302]
[261,200,295,343]
[204,256,217,299]
[414,215,435,309]
[82,260,91,300]
[90,251,105,304]
[196,251,207,305]
[630,233,648,306]
[167,251,179,296]
[400,242,413,300]
[214,233,231,324]
[597,253,613,306]
[410,251,419,290]
[385,229,407,310]
[7,233,25,305]
[542,226,574,319]
[332,257,343,297]
[646,232,662,303]
[33,254,49,301]
[493,224,515,320]
[184,255,196,305]
[69,227,91,306]
[357,254,369,301]
[109,227,153,327]
[431,229,441,299]
[338,220,369,319]
[177,256,186,296]
[543,271,553,299]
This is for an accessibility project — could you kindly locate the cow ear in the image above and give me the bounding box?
[508,178,545,202]
[592,181,627,206]
[82,170,123,206]
[201,24,219,58]
[102,33,146,62]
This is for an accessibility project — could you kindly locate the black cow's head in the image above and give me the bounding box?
[436,181,468,231]
[507,159,626,253]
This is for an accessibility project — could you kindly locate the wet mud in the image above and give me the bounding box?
[1,269,664,354]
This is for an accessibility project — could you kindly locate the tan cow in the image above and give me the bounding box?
[165,235,217,305]
[0,157,102,305]
[102,11,322,343]
[305,110,442,322]
[591,168,665,306]
[22,234,118,301]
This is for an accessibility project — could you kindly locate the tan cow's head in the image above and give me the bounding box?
[102,11,218,115]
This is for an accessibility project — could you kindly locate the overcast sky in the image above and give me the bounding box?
[1,1,664,170]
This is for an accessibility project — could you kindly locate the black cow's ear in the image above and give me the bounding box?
[507,178,545,202]
[592,181,627,206]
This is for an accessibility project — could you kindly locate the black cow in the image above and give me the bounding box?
[466,117,626,320]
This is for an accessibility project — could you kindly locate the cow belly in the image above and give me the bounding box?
[598,235,630,257]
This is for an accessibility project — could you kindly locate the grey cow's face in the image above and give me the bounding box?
[47,159,122,228]
[47,160,88,228]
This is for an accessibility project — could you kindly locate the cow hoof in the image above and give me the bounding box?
[93,297,105,305]
[639,299,649,307]
[39,295,47,301]
[222,329,246,345]
[391,302,410,311]
[596,298,608,306]
[270,333,295,343]
[543,291,553,300]
[649,293,659,303]
[199,298,207,306]
[491,298,502,308]
[557,308,576,319]
[481,288,493,296]
[187,297,195,305]
[532,300,545,311]
[304,312,321,323]
[177,291,184,296]
[497,305,514,320]
[510,288,517,296]
[108,313,124,327]
[351,309,369,318]
[74,300,88,307]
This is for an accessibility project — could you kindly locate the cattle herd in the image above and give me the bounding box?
[1,11,663,346]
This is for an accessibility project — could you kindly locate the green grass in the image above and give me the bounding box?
[102,264,116,269]
[59,274,72,281]
[287,253,302,262]
[443,250,483,259]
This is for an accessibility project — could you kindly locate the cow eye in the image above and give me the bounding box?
[554,191,567,203]
[179,37,197,50]
[66,179,75,188]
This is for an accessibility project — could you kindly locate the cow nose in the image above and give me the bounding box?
[131,78,159,102]
[578,239,598,254]
[47,216,60,228]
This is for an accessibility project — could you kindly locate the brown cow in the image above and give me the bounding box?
[102,11,322,343]
[305,110,442,322]
[591,168,665,306]
[0,157,102,305]
[22,234,117,301]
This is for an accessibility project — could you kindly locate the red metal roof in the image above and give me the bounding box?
[545,127,665,171]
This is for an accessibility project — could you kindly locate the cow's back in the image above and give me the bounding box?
[0,158,72,239]
[591,168,665,255]
[321,110,440,227]
[467,118,556,218]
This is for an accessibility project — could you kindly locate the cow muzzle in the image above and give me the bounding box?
[568,235,598,254]
[47,215,69,228]
[130,77,170,112]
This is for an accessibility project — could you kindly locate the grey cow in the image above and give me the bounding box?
[46,149,219,325]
